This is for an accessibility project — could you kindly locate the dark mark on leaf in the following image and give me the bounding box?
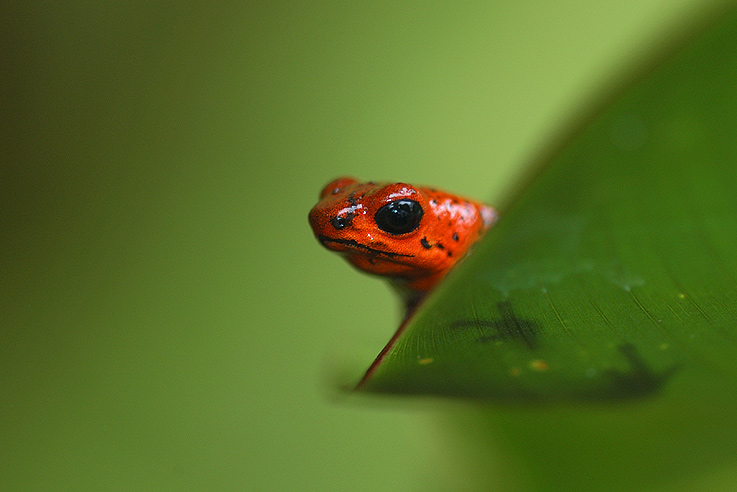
[600,344,681,400]
[451,301,539,349]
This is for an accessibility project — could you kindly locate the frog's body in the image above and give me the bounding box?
[308,177,497,308]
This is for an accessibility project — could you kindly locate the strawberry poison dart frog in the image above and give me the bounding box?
[308,177,497,311]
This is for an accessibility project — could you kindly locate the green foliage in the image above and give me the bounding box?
[360,7,737,491]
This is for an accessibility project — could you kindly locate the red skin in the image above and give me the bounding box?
[308,177,497,306]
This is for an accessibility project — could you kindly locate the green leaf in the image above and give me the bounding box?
[357,8,737,490]
[361,7,737,403]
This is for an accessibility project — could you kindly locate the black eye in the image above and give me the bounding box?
[374,199,423,235]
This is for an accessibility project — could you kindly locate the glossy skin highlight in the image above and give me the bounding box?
[308,177,497,306]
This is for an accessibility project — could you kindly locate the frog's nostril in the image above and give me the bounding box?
[331,213,354,230]
[331,216,347,229]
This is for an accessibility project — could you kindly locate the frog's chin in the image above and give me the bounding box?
[316,234,414,259]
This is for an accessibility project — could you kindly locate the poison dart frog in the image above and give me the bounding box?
[308,177,497,311]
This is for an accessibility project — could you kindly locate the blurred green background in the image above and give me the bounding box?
[0,1,719,490]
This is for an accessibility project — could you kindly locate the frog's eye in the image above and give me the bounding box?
[374,199,423,235]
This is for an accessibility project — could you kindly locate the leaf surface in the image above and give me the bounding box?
[362,8,737,403]
[351,8,737,491]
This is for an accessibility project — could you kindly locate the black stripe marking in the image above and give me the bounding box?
[318,235,414,258]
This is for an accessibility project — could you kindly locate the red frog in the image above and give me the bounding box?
[308,177,497,311]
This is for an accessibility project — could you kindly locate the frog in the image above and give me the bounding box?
[308,177,497,312]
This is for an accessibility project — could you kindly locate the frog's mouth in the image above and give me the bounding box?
[317,235,414,258]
